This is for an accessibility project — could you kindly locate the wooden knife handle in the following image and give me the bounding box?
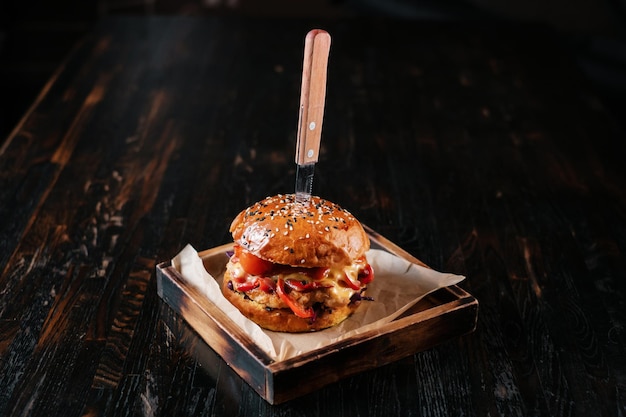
[295,29,331,165]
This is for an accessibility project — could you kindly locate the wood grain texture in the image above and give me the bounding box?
[0,15,625,416]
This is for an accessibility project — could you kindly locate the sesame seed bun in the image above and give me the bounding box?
[229,194,369,268]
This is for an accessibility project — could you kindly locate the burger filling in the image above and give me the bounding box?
[226,244,374,319]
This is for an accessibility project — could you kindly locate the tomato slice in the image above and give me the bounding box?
[234,245,273,276]
[276,279,314,318]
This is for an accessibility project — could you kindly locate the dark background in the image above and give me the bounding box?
[1,0,626,141]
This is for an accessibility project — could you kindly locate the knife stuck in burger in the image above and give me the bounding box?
[221,30,374,332]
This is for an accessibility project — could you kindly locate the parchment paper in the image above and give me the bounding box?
[172,244,465,361]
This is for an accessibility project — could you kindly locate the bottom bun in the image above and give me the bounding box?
[222,274,361,333]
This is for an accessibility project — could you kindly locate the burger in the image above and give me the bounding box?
[222,194,374,332]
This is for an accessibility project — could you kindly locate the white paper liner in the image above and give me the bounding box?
[172,244,465,361]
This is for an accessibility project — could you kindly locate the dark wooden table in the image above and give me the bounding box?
[1,15,625,416]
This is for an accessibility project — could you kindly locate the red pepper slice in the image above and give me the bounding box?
[256,277,276,293]
[312,267,329,281]
[284,279,329,292]
[343,272,362,290]
[235,281,258,292]
[276,279,314,318]
[359,263,374,285]
[235,277,275,293]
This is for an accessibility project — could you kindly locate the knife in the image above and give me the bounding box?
[295,29,331,203]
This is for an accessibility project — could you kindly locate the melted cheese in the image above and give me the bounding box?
[229,262,246,280]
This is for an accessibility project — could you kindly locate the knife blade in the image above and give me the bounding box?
[295,29,331,203]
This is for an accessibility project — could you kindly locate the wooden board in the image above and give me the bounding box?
[156,228,478,404]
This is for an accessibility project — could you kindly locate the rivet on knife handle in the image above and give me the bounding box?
[295,29,331,166]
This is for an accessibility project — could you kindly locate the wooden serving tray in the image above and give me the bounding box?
[156,227,478,404]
